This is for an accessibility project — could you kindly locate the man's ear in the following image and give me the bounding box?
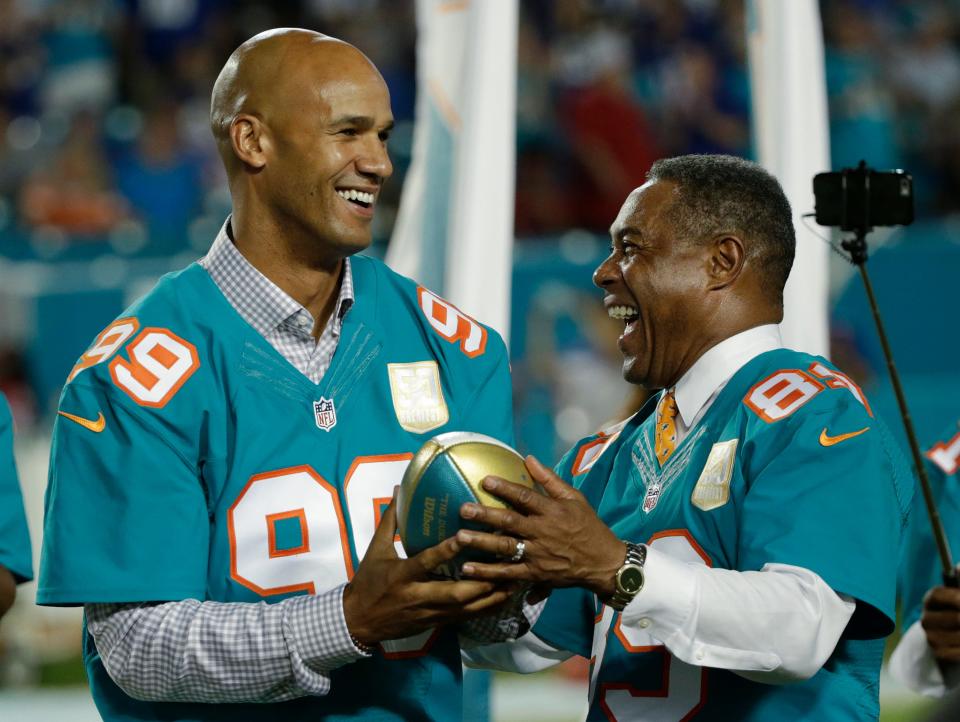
[230,114,268,170]
[707,234,745,290]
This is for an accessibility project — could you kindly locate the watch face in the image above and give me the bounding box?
[619,566,644,594]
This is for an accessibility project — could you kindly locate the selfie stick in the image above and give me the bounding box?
[839,179,958,589]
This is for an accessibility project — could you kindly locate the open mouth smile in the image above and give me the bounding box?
[607,301,641,348]
[607,304,639,323]
[336,188,375,208]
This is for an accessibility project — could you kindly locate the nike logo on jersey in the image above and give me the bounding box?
[58,410,106,433]
[819,426,869,447]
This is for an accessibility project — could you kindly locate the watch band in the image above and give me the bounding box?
[608,542,647,611]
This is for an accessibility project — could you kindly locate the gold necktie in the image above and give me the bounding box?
[654,390,679,466]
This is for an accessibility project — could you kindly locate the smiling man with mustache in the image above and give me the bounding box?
[461,154,911,721]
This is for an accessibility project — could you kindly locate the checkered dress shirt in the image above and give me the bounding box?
[83,220,365,703]
[201,221,355,383]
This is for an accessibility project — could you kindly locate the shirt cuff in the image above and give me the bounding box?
[459,590,548,647]
[889,620,947,697]
[620,544,697,646]
[462,631,572,674]
[283,584,368,689]
[620,545,781,674]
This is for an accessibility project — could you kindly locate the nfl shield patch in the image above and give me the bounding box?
[313,397,337,432]
[642,481,662,513]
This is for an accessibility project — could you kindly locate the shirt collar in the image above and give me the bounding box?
[672,324,783,426]
[202,218,355,338]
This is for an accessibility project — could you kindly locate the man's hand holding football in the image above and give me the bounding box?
[343,490,515,647]
[455,455,626,599]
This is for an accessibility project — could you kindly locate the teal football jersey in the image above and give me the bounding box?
[37,256,514,721]
[533,349,910,721]
[898,421,960,629]
[0,394,32,584]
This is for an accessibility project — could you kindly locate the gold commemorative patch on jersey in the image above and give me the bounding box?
[691,439,738,511]
[388,361,449,434]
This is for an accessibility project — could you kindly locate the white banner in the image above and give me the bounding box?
[747,0,831,356]
[387,0,518,342]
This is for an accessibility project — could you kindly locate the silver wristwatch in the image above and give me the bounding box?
[608,542,646,611]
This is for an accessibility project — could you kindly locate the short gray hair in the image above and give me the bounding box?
[648,154,795,304]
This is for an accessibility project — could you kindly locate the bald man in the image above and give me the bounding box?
[37,29,516,721]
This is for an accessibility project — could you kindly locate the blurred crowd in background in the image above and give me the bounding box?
[2,0,959,242]
[0,0,958,449]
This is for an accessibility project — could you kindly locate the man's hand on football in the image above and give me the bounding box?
[455,455,626,598]
[922,585,960,670]
[343,489,515,647]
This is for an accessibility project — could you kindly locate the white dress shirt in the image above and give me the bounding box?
[889,620,951,697]
[464,325,856,683]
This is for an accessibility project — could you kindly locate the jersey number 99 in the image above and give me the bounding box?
[69,317,201,409]
[228,455,438,657]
